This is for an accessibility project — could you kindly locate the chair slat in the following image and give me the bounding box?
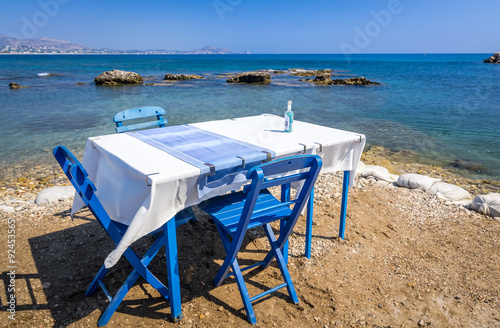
[113,106,165,121]
[115,119,167,133]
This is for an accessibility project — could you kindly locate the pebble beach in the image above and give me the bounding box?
[1,145,499,327]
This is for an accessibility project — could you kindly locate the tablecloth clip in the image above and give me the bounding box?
[204,163,216,176]
[356,135,363,143]
[315,142,323,153]
[261,151,272,163]
[236,156,246,169]
[91,138,101,149]
[145,172,159,187]
[298,143,307,154]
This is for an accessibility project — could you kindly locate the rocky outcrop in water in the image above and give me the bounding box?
[301,75,380,86]
[94,69,143,85]
[227,71,271,83]
[313,73,332,84]
[9,82,27,89]
[291,69,332,77]
[483,52,500,64]
[451,159,489,173]
[331,76,381,85]
[164,73,203,80]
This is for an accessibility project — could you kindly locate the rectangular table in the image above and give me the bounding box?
[73,114,365,320]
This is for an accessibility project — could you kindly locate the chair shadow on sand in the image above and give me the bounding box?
[23,205,330,326]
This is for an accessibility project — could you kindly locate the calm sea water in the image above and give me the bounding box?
[0,54,499,180]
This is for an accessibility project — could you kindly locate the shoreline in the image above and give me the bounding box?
[1,145,499,202]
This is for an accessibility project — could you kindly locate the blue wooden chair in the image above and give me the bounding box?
[113,106,167,133]
[199,155,322,324]
[53,145,182,326]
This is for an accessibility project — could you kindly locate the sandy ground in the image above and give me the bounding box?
[0,151,499,328]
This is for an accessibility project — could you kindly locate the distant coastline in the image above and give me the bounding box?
[0,34,249,55]
[0,53,253,55]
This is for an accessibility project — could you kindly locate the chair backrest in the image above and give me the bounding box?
[237,155,322,245]
[113,106,167,133]
[53,145,123,243]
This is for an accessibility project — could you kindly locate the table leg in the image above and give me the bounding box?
[164,218,182,321]
[339,170,350,240]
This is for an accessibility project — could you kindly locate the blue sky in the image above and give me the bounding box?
[1,0,499,53]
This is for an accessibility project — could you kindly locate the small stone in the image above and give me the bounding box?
[0,205,15,213]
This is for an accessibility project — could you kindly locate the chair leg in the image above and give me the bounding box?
[263,224,299,304]
[96,222,183,325]
[86,264,109,296]
[164,218,182,321]
[281,184,291,264]
[305,186,314,259]
[231,258,257,325]
[213,227,237,287]
[98,270,141,326]
[215,223,231,254]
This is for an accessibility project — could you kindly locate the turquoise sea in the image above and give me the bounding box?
[0,54,499,180]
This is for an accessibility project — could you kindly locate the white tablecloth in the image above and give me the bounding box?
[73,114,366,268]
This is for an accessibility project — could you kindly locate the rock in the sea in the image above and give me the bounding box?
[331,76,381,86]
[291,69,332,77]
[94,69,143,85]
[483,52,500,63]
[9,82,27,89]
[35,186,75,205]
[227,71,271,83]
[164,73,203,80]
[451,159,488,173]
[313,73,332,84]
[302,76,381,86]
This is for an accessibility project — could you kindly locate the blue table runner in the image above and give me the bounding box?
[128,125,275,181]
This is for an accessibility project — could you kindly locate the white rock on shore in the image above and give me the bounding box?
[35,186,74,205]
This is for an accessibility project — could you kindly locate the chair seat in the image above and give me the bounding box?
[201,190,292,236]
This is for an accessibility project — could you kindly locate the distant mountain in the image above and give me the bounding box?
[0,34,91,53]
[0,35,249,54]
